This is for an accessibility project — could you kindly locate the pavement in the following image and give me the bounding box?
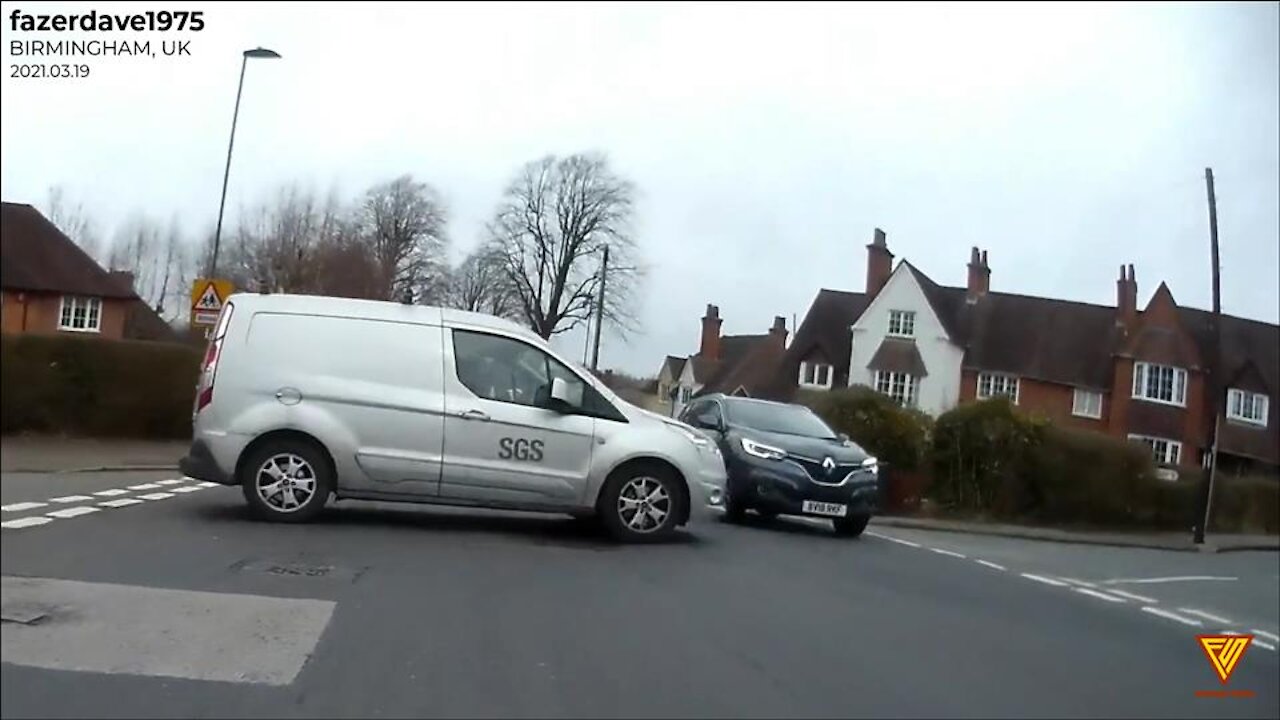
[874,516,1280,553]
[0,436,185,473]
[2,467,1278,718]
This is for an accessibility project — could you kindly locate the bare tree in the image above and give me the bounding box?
[43,185,104,263]
[446,241,520,319]
[487,153,643,339]
[355,175,449,302]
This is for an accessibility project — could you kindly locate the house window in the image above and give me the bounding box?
[1072,389,1103,419]
[888,310,916,338]
[874,370,918,407]
[798,361,834,390]
[58,296,102,333]
[1132,362,1187,407]
[1226,389,1268,426]
[976,373,1019,403]
[680,387,692,403]
[1128,434,1182,466]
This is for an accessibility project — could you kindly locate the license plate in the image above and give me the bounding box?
[802,500,847,517]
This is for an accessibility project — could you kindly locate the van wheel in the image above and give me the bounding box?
[599,464,685,543]
[240,440,332,523]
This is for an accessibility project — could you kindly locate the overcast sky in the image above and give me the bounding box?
[2,1,1277,376]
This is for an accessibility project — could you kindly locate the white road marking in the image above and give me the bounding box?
[137,492,174,501]
[1141,607,1203,627]
[1058,577,1097,588]
[44,507,100,519]
[975,560,1006,571]
[171,486,202,494]
[1103,576,1237,585]
[127,483,162,491]
[1,517,54,529]
[93,489,130,497]
[155,479,185,486]
[1075,588,1127,603]
[1251,629,1280,642]
[1178,608,1233,624]
[1256,641,1277,652]
[2,502,48,513]
[1102,588,1157,603]
[928,548,966,558]
[1021,573,1071,587]
[99,498,144,508]
[197,482,221,488]
[866,532,921,548]
[48,495,95,504]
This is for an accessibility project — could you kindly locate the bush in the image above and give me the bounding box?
[798,385,932,472]
[1211,472,1280,535]
[1,334,202,439]
[930,398,1044,516]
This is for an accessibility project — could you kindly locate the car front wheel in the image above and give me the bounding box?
[833,514,870,538]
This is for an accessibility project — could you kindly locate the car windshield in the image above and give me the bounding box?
[724,400,837,439]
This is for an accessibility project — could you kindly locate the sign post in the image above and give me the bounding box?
[189,278,235,339]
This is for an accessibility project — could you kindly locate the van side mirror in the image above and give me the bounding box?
[548,377,575,410]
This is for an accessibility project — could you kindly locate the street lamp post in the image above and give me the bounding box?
[208,47,281,278]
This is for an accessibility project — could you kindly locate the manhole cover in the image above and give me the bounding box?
[232,559,363,583]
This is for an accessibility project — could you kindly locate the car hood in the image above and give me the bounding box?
[728,425,871,464]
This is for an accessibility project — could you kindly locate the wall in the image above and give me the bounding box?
[960,370,1111,432]
[847,267,964,416]
[0,291,127,340]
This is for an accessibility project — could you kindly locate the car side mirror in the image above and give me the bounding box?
[838,432,850,443]
[693,412,722,432]
[548,377,575,411]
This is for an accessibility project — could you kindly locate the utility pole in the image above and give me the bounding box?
[1194,167,1223,545]
[590,245,609,372]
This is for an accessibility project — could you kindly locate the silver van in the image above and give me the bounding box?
[179,293,727,542]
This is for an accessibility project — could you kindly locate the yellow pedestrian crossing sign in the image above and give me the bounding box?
[189,278,234,328]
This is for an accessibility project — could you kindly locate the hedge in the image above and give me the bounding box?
[798,385,932,472]
[1,333,202,439]
[1210,473,1280,535]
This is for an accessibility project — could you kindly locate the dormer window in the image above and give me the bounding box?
[1227,389,1268,426]
[798,361,834,390]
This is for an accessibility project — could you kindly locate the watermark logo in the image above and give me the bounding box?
[1195,634,1254,698]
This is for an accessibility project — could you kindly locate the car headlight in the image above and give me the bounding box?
[741,437,787,460]
[861,456,879,476]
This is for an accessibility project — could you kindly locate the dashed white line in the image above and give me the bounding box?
[155,479,185,486]
[929,548,966,558]
[1075,588,1127,603]
[1251,629,1280,642]
[94,489,130,497]
[1,516,54,529]
[137,492,174,501]
[1103,576,1237,585]
[45,506,101,519]
[1058,577,1098,588]
[1141,607,1203,627]
[1021,573,1071,587]
[975,560,1006,571]
[128,483,163,490]
[866,532,921,548]
[1256,641,1277,652]
[99,498,144,508]
[49,495,95,504]
[197,482,221,488]
[1178,608,1233,624]
[171,486,203,494]
[1102,588,1157,603]
[1,501,48,512]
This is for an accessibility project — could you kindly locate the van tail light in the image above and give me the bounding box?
[195,302,235,413]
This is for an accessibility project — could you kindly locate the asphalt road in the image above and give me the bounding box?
[2,470,1278,719]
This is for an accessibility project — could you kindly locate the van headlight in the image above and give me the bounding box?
[741,437,787,461]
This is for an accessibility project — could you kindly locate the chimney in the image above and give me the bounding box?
[1116,264,1137,327]
[769,315,788,350]
[108,269,135,293]
[966,247,990,302]
[699,303,723,361]
[865,228,894,296]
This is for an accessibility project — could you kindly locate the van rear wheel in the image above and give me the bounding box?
[240,439,332,523]
[599,463,684,543]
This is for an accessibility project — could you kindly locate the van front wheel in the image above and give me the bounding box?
[599,464,685,543]
[240,440,332,523]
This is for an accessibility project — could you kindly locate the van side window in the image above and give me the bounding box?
[452,330,585,409]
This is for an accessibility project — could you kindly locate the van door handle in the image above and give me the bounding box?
[457,409,490,422]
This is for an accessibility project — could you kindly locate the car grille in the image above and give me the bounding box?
[785,455,866,486]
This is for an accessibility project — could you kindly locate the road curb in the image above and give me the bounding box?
[871,517,1279,553]
[3,464,180,474]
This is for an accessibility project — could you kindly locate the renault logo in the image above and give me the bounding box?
[822,456,836,473]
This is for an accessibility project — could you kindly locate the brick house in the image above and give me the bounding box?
[654,304,789,417]
[1,201,172,341]
[764,229,1279,473]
